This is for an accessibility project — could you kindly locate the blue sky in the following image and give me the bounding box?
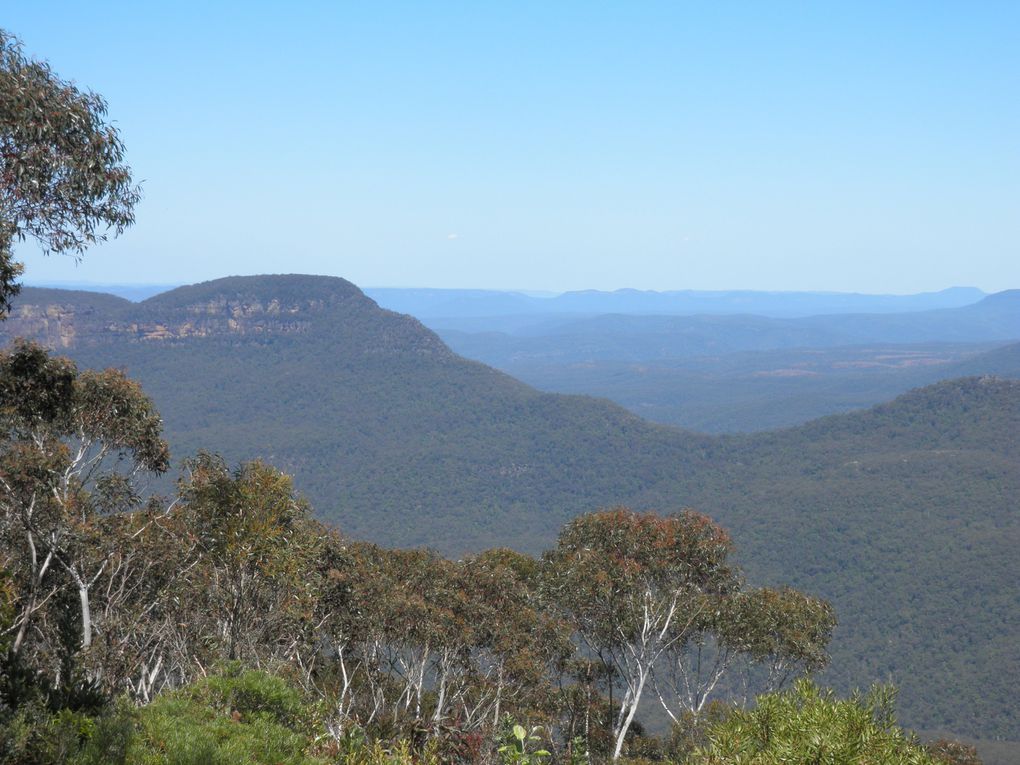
[7,1,1019,293]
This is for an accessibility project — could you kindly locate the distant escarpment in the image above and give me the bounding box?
[7,275,453,358]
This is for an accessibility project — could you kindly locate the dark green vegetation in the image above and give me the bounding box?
[1,670,327,765]
[0,353,974,762]
[6,670,980,764]
[2,275,1017,747]
[0,352,843,763]
[24,283,179,302]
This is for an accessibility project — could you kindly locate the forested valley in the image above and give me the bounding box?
[2,19,1018,765]
[1,339,997,765]
[2,277,1017,763]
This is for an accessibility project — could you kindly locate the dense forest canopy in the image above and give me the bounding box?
[1,277,1018,745]
[1,343,977,764]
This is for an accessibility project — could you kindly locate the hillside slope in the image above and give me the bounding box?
[8,278,697,552]
[689,377,1019,738]
[2,276,1017,740]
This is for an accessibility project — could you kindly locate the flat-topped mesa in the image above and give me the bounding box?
[128,274,371,339]
[3,275,456,359]
[140,274,364,312]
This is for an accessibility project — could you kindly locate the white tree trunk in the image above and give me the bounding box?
[78,580,92,648]
[612,667,648,761]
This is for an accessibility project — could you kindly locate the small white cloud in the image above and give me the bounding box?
[446,233,459,240]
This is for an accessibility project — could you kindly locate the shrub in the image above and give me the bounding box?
[925,738,982,765]
[691,679,937,764]
[125,666,326,765]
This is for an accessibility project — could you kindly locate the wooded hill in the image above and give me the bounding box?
[2,275,1017,741]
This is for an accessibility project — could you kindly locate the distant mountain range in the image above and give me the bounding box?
[438,290,1020,363]
[2,275,1018,741]
[26,282,989,318]
[426,289,1020,431]
[24,281,180,302]
[415,290,1018,430]
[366,285,987,322]
[21,281,1018,433]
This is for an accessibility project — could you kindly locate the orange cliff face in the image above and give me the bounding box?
[7,303,82,348]
[2,295,322,349]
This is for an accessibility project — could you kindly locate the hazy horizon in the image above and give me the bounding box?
[22,278,997,299]
[6,2,1019,294]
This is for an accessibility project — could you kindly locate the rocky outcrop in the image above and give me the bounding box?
[2,276,454,361]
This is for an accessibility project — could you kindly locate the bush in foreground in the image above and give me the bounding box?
[690,679,938,764]
[123,666,324,765]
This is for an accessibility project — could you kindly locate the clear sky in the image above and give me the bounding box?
[6,1,1019,293]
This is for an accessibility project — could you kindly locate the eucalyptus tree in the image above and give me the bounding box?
[0,29,140,314]
[655,585,835,722]
[370,547,473,726]
[310,536,393,734]
[311,541,567,739]
[724,586,835,694]
[543,508,736,760]
[460,548,570,730]
[88,503,200,701]
[174,453,320,667]
[0,341,168,661]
